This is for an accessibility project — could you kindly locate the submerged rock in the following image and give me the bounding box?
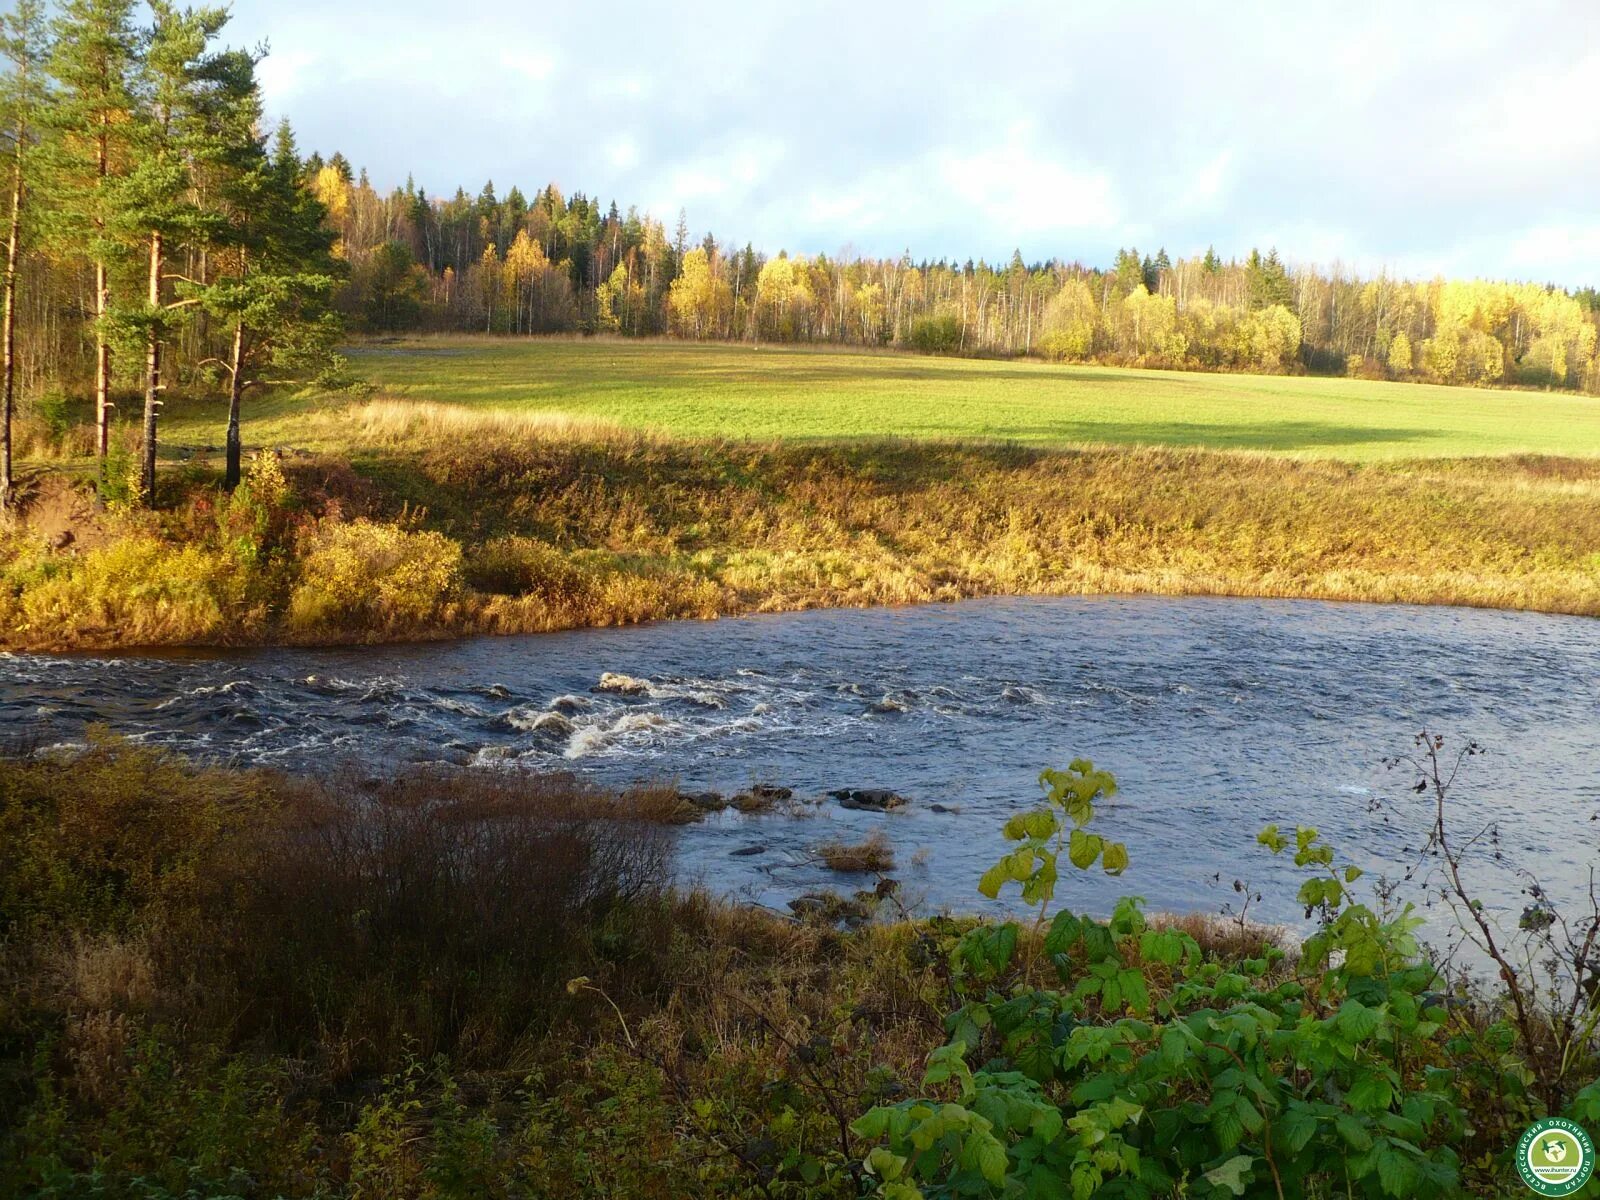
[829,788,908,812]
[729,844,767,857]
[595,672,650,695]
[679,790,727,812]
[529,712,574,737]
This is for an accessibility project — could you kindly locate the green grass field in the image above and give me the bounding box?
[16,334,1600,651]
[185,335,1600,462]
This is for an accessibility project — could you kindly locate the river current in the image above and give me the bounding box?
[4,595,1597,941]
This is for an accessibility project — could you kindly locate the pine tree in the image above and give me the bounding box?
[0,0,48,513]
[122,2,243,505]
[48,0,140,463]
[202,113,340,487]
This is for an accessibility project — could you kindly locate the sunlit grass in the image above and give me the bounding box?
[10,337,1600,651]
[157,335,1600,463]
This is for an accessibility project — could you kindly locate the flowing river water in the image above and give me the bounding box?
[4,595,1597,944]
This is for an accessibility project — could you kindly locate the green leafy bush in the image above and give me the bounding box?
[851,760,1594,1199]
[908,313,964,354]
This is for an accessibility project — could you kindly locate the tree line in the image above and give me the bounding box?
[6,3,1600,521]
[0,0,338,512]
[302,164,1600,393]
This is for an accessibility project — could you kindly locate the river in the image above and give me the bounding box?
[4,595,1596,943]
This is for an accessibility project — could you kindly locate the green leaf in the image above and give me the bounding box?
[986,924,1019,973]
[1044,909,1083,956]
[1211,1100,1245,1150]
[1140,930,1183,966]
[978,862,1008,900]
[1117,968,1150,1015]
[1157,1026,1188,1069]
[866,1147,906,1181]
[1201,1154,1255,1196]
[1014,1035,1056,1083]
[1024,808,1058,839]
[1256,824,1285,853]
[1334,1113,1372,1150]
[975,1134,1009,1186]
[1101,841,1129,875]
[851,1108,889,1139]
[1374,1142,1419,1197]
[1068,828,1103,870]
[1278,1103,1318,1154]
[1336,999,1384,1043]
[1346,1070,1394,1112]
[1031,1106,1064,1143]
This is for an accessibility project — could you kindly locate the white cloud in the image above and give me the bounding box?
[609,137,640,170]
[498,50,556,83]
[1505,224,1600,281]
[253,48,316,102]
[222,0,1600,285]
[934,125,1120,239]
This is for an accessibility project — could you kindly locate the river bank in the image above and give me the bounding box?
[1,738,1592,1198]
[5,422,1600,653]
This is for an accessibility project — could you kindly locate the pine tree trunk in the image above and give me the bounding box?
[225,321,243,490]
[141,229,162,505]
[95,261,110,458]
[0,118,21,514]
[95,115,110,460]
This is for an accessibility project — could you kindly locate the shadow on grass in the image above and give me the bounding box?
[939,419,1432,452]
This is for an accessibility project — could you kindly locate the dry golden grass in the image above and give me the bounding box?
[7,431,1600,650]
[316,397,632,447]
[814,831,897,873]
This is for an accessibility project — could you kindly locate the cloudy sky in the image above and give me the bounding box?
[224,0,1600,284]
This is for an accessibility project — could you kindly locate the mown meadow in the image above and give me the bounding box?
[180,337,1600,461]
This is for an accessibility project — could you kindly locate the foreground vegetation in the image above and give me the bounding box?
[1,737,1594,1198]
[7,360,1600,650]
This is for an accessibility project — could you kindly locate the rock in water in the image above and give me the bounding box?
[595,672,650,695]
[530,712,574,737]
[679,791,727,812]
[828,788,908,812]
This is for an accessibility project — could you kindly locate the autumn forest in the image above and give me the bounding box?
[5,0,1600,526]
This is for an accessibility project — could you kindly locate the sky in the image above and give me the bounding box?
[221,0,1600,285]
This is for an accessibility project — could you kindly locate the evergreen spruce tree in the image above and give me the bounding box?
[0,0,48,513]
[123,2,234,505]
[201,103,340,488]
[48,0,140,464]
